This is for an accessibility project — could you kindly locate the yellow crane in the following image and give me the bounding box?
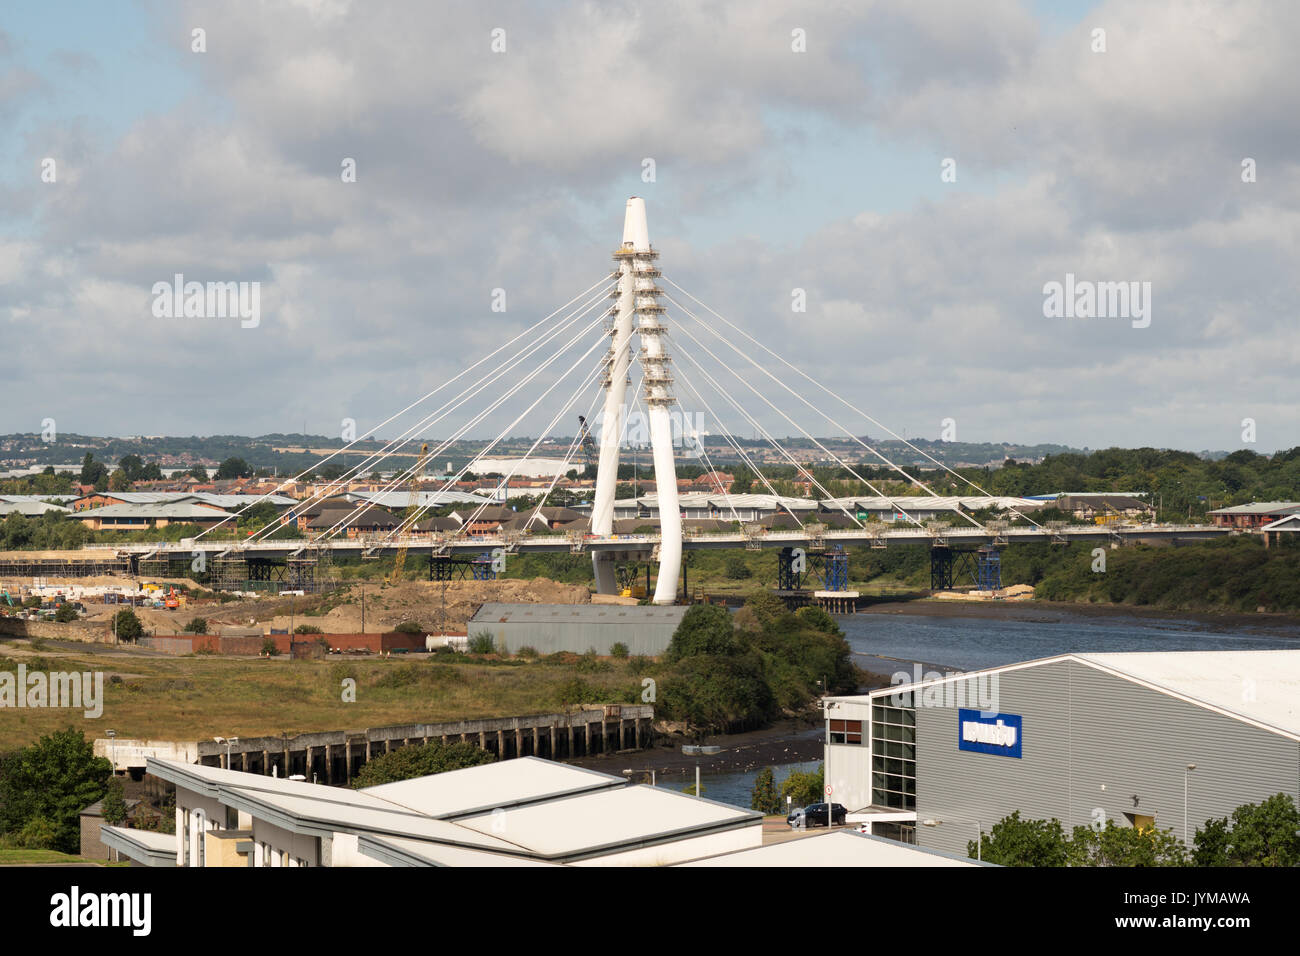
[388,442,429,585]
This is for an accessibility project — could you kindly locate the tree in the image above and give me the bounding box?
[972,811,1071,866]
[778,764,825,808]
[101,776,128,826]
[660,653,774,731]
[0,727,113,853]
[1066,821,1188,867]
[182,617,208,634]
[350,741,495,788]
[665,605,742,662]
[117,454,143,481]
[53,602,78,623]
[79,452,107,487]
[238,500,280,528]
[215,457,251,480]
[1195,793,1300,866]
[108,468,131,492]
[111,609,143,642]
[1193,816,1233,866]
[750,767,783,814]
[187,464,208,482]
[724,555,753,580]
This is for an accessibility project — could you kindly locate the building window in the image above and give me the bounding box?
[828,718,863,744]
[870,704,916,810]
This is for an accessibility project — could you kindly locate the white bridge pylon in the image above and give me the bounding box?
[591,197,682,604]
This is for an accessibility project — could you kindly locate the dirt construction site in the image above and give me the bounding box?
[2,572,591,637]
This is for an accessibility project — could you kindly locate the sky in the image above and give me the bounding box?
[2,0,1298,454]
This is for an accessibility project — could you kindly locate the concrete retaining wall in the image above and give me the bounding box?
[0,617,113,643]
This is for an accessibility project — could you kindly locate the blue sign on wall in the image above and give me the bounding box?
[958,709,1022,758]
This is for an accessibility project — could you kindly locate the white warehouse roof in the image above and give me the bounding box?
[834,649,1300,742]
[681,829,990,867]
[360,757,626,818]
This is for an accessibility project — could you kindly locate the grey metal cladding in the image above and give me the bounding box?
[915,659,1300,856]
[467,603,689,656]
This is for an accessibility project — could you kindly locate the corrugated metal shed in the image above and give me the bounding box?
[468,602,688,655]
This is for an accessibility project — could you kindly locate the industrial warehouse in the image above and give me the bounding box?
[823,649,1300,855]
[467,602,689,656]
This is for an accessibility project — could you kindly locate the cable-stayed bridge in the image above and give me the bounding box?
[106,198,1228,600]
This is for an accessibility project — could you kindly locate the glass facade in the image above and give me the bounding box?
[871,703,916,810]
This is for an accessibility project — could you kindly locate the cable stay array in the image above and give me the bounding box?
[191,232,1042,573]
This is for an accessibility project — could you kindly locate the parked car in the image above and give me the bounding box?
[787,802,848,828]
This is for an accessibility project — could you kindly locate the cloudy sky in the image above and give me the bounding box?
[2,0,1297,453]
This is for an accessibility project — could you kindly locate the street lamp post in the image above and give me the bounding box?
[681,744,722,799]
[214,736,239,770]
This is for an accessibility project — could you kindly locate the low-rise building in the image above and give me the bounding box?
[73,502,230,531]
[1207,501,1300,529]
[131,756,761,867]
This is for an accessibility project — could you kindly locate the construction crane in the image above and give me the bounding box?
[388,442,430,585]
[577,415,597,471]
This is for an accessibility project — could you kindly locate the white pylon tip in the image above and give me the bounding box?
[622,197,650,251]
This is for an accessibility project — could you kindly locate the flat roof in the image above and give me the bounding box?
[215,786,528,853]
[835,649,1300,741]
[100,825,177,867]
[360,756,627,818]
[154,757,760,864]
[681,830,989,867]
[147,758,429,819]
[1207,501,1300,515]
[452,785,761,862]
[356,833,559,867]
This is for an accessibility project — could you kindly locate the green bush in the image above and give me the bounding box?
[351,741,494,788]
[516,645,539,658]
[182,617,208,634]
[53,603,78,623]
[110,609,144,642]
[101,777,128,826]
[293,624,322,634]
[609,642,629,659]
[261,637,280,656]
[576,649,611,674]
[394,620,423,634]
[467,631,496,655]
[750,767,782,814]
[555,677,599,708]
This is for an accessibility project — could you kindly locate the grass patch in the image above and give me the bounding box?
[0,649,657,751]
[0,847,125,866]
